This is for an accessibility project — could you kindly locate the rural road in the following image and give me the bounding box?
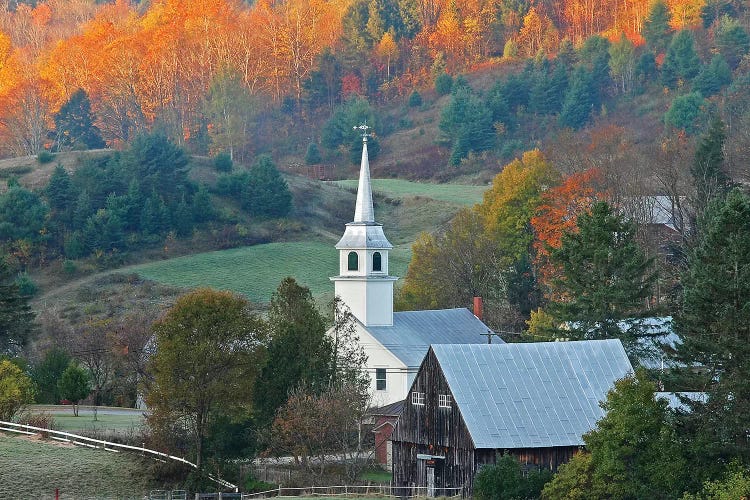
[30,405,145,417]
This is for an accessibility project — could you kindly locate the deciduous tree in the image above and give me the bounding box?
[58,361,90,417]
[0,359,34,420]
[146,288,267,469]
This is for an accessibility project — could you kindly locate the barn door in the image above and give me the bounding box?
[427,466,435,497]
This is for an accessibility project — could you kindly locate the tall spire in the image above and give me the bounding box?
[353,125,375,223]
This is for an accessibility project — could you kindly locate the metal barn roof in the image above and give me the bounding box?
[367,308,498,368]
[432,340,633,449]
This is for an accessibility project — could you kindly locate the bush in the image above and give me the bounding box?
[37,151,55,164]
[665,92,706,134]
[474,454,552,500]
[244,476,277,493]
[435,72,453,95]
[15,272,37,297]
[305,142,322,165]
[408,90,423,107]
[213,152,233,172]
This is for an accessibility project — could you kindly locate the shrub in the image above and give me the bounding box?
[305,142,322,165]
[435,72,453,95]
[15,272,37,297]
[214,152,233,172]
[408,90,423,107]
[37,151,55,164]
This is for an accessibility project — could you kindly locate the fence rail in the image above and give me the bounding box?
[239,484,464,499]
[0,420,236,491]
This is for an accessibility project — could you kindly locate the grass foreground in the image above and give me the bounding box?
[0,433,157,499]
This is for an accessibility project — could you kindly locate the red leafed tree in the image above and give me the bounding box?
[531,168,607,297]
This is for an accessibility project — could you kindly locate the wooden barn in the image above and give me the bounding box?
[391,340,633,496]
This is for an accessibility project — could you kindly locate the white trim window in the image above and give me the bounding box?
[438,394,452,408]
[411,391,425,406]
[375,368,387,391]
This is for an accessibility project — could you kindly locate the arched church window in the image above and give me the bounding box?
[373,252,382,272]
[348,251,358,271]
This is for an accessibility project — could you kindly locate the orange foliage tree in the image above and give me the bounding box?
[530,168,607,297]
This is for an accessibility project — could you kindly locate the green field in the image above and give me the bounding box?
[131,241,411,303]
[0,433,157,498]
[28,406,146,435]
[332,179,487,206]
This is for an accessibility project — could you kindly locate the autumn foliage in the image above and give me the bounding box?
[0,0,728,157]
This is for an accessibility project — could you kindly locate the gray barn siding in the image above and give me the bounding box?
[392,349,476,493]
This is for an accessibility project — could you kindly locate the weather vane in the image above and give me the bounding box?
[353,123,372,142]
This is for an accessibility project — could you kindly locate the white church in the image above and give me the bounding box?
[331,129,498,406]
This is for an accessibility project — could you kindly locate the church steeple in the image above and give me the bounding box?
[331,126,397,327]
[354,133,375,223]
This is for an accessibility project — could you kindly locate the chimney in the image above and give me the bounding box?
[473,296,483,321]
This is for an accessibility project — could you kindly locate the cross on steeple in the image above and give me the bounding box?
[354,123,371,142]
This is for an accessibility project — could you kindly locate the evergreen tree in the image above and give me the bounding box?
[0,185,49,243]
[245,155,292,218]
[664,92,706,134]
[559,66,594,129]
[691,117,730,217]
[440,85,495,165]
[714,15,750,69]
[31,348,71,404]
[191,184,214,223]
[661,30,702,88]
[0,254,35,355]
[125,132,190,204]
[547,201,656,351]
[53,89,105,151]
[305,142,322,165]
[674,189,750,471]
[693,54,732,96]
[253,278,332,429]
[635,51,658,91]
[45,164,77,228]
[643,0,672,53]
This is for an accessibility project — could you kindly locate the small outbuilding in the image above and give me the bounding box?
[391,339,634,496]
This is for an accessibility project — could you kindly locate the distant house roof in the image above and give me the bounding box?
[367,308,498,368]
[369,399,405,417]
[655,392,707,412]
[432,340,633,449]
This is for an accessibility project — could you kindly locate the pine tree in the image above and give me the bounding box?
[0,254,35,355]
[53,89,105,151]
[559,67,594,129]
[547,201,656,350]
[643,0,672,53]
[693,54,732,96]
[253,278,332,429]
[691,117,730,217]
[674,189,750,469]
[244,155,292,218]
[45,164,77,228]
[661,30,701,88]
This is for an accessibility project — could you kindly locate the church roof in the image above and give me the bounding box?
[366,308,497,368]
[432,339,633,449]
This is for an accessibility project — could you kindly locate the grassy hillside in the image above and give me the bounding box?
[331,179,487,206]
[0,434,160,499]
[131,241,412,305]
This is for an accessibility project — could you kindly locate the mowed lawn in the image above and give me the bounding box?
[132,241,412,303]
[0,434,156,499]
[332,179,487,206]
[29,406,145,435]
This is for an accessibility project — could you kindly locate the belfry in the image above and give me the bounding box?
[331,125,398,327]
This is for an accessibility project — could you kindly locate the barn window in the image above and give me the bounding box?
[439,394,452,408]
[373,252,382,272]
[375,368,386,390]
[347,251,358,271]
[411,391,425,406]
